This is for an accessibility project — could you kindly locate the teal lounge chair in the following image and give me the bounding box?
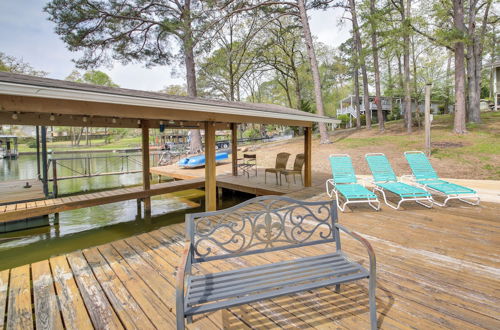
[326,154,380,211]
[404,151,480,206]
[365,153,433,210]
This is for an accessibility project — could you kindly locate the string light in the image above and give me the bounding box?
[82,116,88,123]
[49,114,55,121]
[11,113,18,120]
[112,118,117,124]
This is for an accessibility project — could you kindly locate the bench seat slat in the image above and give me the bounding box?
[187,262,360,301]
[185,271,367,316]
[190,252,344,285]
[188,256,352,293]
[186,253,367,305]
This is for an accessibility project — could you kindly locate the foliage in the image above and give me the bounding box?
[242,127,260,139]
[387,105,402,121]
[0,52,48,77]
[337,114,351,128]
[66,70,118,87]
[160,84,188,96]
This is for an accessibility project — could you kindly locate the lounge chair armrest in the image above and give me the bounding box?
[326,179,335,197]
[176,240,192,297]
[335,224,376,276]
[400,174,415,184]
[357,176,372,187]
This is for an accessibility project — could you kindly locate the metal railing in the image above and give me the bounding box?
[47,154,143,197]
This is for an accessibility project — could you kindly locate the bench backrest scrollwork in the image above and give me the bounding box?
[186,196,339,263]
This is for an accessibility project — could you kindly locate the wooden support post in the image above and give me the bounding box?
[231,123,238,176]
[304,126,312,187]
[424,83,432,156]
[205,121,217,211]
[141,120,151,213]
[41,126,49,197]
[52,160,58,198]
[35,126,41,180]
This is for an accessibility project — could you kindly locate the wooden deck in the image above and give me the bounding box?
[0,178,205,223]
[0,179,44,205]
[1,185,499,329]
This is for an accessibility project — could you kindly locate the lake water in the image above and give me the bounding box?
[0,152,248,270]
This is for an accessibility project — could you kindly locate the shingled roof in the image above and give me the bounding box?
[0,72,338,126]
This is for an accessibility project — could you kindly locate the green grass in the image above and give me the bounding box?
[331,112,500,179]
[18,136,142,153]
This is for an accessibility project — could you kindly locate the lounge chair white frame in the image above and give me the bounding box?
[403,151,480,207]
[365,153,434,210]
[326,154,381,212]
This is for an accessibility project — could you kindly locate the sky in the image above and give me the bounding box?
[0,1,351,92]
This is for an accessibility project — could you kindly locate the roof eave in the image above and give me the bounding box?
[0,81,339,125]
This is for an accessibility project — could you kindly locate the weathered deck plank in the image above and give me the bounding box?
[96,243,177,328]
[66,251,123,329]
[6,265,33,330]
[49,256,93,329]
[32,260,64,330]
[0,270,9,329]
[82,248,156,330]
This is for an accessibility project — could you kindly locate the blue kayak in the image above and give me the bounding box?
[178,152,229,168]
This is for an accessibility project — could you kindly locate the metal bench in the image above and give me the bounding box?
[176,196,377,329]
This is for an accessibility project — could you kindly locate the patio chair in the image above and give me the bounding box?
[365,153,433,210]
[404,151,480,206]
[280,153,305,185]
[265,152,291,185]
[326,154,380,211]
[237,153,257,178]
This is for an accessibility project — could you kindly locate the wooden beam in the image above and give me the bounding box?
[204,122,217,211]
[142,121,151,212]
[231,123,238,176]
[304,127,312,187]
[0,111,212,129]
[0,95,313,127]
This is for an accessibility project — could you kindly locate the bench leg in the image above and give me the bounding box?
[335,284,341,293]
[369,275,377,329]
[187,316,193,324]
[176,314,185,330]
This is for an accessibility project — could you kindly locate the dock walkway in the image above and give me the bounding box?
[0,178,205,223]
[1,170,329,224]
[1,184,499,329]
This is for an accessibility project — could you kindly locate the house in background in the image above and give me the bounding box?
[492,61,500,111]
[336,95,451,124]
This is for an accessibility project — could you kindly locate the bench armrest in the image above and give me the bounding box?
[176,240,192,299]
[335,224,376,276]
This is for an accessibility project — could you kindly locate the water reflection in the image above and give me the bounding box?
[0,189,248,270]
[0,152,251,270]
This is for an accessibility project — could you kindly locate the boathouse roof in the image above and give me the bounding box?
[0,72,338,128]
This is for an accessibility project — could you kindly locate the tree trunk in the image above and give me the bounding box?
[297,0,330,143]
[402,0,412,133]
[444,51,452,114]
[361,67,371,128]
[396,52,404,93]
[370,0,384,131]
[466,0,491,123]
[452,0,467,134]
[182,1,203,153]
[489,27,495,100]
[354,68,361,128]
[349,0,370,128]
